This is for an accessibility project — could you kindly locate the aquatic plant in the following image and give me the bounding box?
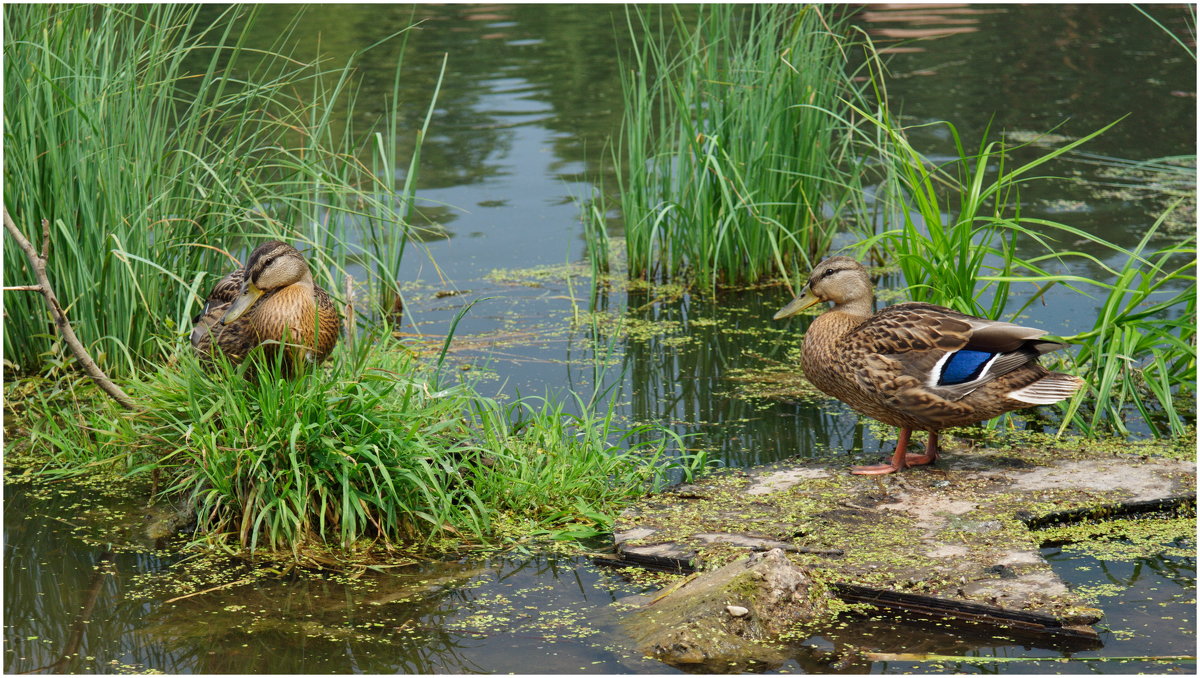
[856,115,1119,318]
[1053,214,1196,438]
[11,331,705,557]
[468,392,703,541]
[595,4,873,294]
[3,4,435,375]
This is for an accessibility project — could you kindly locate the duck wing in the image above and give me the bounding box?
[848,302,1066,404]
[190,268,245,349]
[311,284,341,363]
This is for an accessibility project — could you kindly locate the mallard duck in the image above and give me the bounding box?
[774,256,1084,475]
[191,240,340,373]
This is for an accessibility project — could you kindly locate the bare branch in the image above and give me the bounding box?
[40,217,50,259]
[3,209,138,410]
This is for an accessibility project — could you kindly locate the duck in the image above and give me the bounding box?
[773,256,1084,475]
[191,240,340,374]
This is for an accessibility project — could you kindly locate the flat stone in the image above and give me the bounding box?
[996,550,1045,566]
[608,448,1194,642]
[622,549,819,669]
[993,459,1192,501]
[614,526,658,542]
[925,544,970,558]
[747,467,831,495]
[693,532,794,550]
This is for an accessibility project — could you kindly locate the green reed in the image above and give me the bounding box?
[1050,208,1195,438]
[467,392,705,540]
[4,4,434,375]
[856,109,1121,316]
[596,4,872,294]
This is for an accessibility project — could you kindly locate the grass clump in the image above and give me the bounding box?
[469,393,701,541]
[596,4,873,294]
[11,337,706,560]
[857,112,1121,318]
[1055,216,1196,438]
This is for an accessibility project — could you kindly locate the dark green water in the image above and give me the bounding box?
[5,4,1195,674]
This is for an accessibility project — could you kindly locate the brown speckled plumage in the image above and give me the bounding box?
[192,241,340,374]
[775,257,1085,473]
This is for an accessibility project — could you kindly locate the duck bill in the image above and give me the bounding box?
[221,283,264,324]
[773,288,822,320]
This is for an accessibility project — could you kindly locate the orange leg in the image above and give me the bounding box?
[851,427,912,475]
[850,429,939,475]
[903,430,940,467]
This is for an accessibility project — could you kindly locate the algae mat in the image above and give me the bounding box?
[610,445,1195,643]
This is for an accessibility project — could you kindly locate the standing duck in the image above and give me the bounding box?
[774,256,1084,474]
[191,240,340,374]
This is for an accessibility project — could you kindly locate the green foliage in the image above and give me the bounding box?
[1053,212,1196,438]
[3,4,434,375]
[468,392,705,540]
[11,335,707,556]
[144,345,484,553]
[597,4,872,294]
[854,105,1121,317]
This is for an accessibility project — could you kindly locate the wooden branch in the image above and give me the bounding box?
[3,209,138,410]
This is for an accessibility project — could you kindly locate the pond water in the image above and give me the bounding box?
[4,4,1195,674]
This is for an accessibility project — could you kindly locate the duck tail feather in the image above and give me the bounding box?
[1007,373,1085,405]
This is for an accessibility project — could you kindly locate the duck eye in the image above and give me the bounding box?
[823,268,835,278]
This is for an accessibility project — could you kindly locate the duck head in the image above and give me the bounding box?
[773,256,874,319]
[221,241,313,325]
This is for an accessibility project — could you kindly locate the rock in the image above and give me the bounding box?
[143,503,195,543]
[621,548,827,670]
[610,450,1193,643]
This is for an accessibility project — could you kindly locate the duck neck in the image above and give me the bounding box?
[804,296,873,350]
[830,294,874,319]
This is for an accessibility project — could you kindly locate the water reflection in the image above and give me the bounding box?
[3,484,174,674]
[3,480,666,673]
[859,3,991,45]
[862,4,1195,160]
[7,475,1193,674]
[237,3,630,202]
[860,3,1195,262]
[139,562,504,673]
[608,288,874,468]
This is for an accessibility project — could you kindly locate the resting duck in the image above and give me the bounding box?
[774,256,1084,474]
[191,240,340,374]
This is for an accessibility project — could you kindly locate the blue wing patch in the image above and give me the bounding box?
[938,349,996,386]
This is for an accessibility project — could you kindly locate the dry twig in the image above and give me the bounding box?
[3,208,138,410]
